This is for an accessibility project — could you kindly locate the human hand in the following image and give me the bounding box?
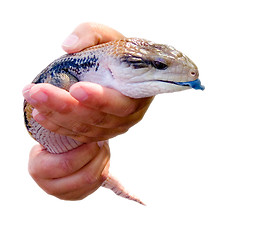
[23,22,153,143]
[24,23,153,201]
[28,141,110,200]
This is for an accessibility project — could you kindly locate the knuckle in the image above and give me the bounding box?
[114,118,137,129]
[69,128,111,143]
[47,123,62,133]
[109,119,136,134]
[121,97,153,117]
[69,134,92,143]
[117,126,129,135]
[107,127,128,139]
[57,102,72,113]
[132,112,145,125]
[120,102,138,117]
[121,104,136,117]
[59,157,73,174]
[91,97,107,110]
[38,117,62,134]
[71,122,92,134]
[90,113,109,127]
[82,171,99,185]
[39,110,53,119]
[108,117,127,129]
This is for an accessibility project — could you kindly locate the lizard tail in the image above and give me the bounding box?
[101,173,145,206]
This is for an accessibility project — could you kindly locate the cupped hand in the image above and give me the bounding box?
[23,22,153,143]
[28,141,110,200]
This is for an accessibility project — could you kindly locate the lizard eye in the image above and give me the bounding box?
[121,55,149,69]
[152,60,168,70]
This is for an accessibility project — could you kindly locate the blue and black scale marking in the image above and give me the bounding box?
[25,54,100,129]
[33,54,99,86]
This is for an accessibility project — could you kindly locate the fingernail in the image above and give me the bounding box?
[62,34,79,48]
[97,141,104,148]
[70,87,88,102]
[23,84,37,105]
[22,84,33,95]
[32,108,46,122]
[97,140,109,148]
[30,90,48,103]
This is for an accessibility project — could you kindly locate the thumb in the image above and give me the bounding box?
[61,22,124,54]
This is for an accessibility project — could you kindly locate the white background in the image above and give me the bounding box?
[1,0,269,239]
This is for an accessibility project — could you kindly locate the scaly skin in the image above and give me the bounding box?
[24,38,204,205]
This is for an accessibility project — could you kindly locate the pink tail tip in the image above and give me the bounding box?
[101,173,145,206]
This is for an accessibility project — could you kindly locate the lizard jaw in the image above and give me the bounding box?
[158,78,205,90]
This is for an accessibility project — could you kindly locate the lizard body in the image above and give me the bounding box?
[24,38,204,204]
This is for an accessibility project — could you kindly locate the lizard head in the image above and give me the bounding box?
[107,38,204,98]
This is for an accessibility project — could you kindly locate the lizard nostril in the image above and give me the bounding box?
[190,71,196,76]
[190,70,198,78]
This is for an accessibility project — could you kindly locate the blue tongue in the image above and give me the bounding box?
[176,79,205,90]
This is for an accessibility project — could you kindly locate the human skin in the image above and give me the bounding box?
[23,23,153,200]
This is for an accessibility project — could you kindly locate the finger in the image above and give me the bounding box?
[62,22,124,53]
[56,159,110,201]
[31,100,151,143]
[23,83,110,131]
[30,118,127,144]
[28,142,101,179]
[27,95,128,141]
[28,105,130,144]
[24,83,75,114]
[69,82,154,117]
[32,100,140,132]
[31,105,146,143]
[24,82,136,122]
[38,142,110,198]
[24,81,151,128]
[23,83,152,142]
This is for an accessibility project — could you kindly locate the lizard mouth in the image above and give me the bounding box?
[159,79,205,90]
